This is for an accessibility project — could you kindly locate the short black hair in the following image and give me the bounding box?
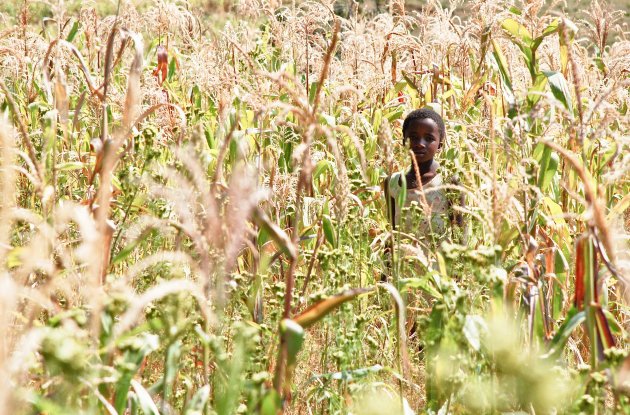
[402,108,446,141]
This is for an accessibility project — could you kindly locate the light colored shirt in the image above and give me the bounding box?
[387,171,450,244]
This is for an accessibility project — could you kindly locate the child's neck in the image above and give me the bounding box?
[407,159,438,187]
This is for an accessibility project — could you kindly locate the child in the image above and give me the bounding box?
[385,108,463,260]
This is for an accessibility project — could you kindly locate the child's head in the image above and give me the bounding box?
[402,108,445,163]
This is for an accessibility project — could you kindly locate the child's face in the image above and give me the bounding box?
[404,118,441,164]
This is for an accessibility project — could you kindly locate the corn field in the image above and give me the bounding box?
[0,0,629,413]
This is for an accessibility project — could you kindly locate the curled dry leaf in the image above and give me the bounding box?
[153,44,168,86]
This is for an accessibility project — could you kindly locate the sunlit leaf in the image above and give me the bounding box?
[131,380,160,415]
[293,287,375,329]
[183,385,210,415]
[544,307,585,358]
[501,18,534,46]
[543,71,573,111]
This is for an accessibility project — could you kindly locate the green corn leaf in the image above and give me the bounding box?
[260,390,282,415]
[532,19,560,51]
[183,385,211,415]
[114,334,160,414]
[66,20,80,42]
[603,309,625,336]
[535,143,559,191]
[543,71,573,111]
[400,277,442,299]
[111,228,154,265]
[313,159,333,182]
[130,380,160,415]
[490,39,515,110]
[253,208,297,260]
[501,18,534,46]
[280,319,304,366]
[527,73,548,106]
[508,6,522,15]
[322,214,336,247]
[391,173,406,215]
[559,19,578,75]
[163,339,182,404]
[544,307,585,359]
[463,315,488,352]
[54,161,85,171]
[167,56,177,82]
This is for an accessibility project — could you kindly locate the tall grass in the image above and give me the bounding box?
[0,0,628,413]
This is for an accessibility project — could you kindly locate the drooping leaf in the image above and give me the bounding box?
[527,73,548,106]
[595,307,616,350]
[183,385,211,415]
[312,159,334,183]
[114,334,160,414]
[543,71,573,111]
[391,173,406,216]
[501,18,534,46]
[253,208,297,260]
[280,319,304,366]
[490,39,516,113]
[131,380,160,415]
[535,143,559,191]
[260,390,282,415]
[400,277,441,299]
[532,19,560,51]
[163,339,182,405]
[293,287,375,329]
[544,307,585,358]
[501,18,535,75]
[322,214,336,247]
[66,19,80,42]
[463,315,488,352]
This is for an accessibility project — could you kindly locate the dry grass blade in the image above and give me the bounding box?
[312,18,340,115]
[119,29,144,140]
[94,28,144,285]
[252,207,297,261]
[42,39,104,101]
[293,287,375,329]
[102,23,120,102]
